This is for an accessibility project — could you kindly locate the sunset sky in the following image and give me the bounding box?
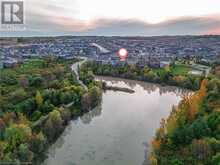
[2,0,220,36]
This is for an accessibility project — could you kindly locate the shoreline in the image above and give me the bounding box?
[96,75,192,93]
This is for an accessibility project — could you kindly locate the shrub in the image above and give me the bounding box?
[212,153,220,165]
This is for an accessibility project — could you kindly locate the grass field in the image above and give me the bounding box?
[20,59,46,70]
[153,64,192,76]
[170,64,192,75]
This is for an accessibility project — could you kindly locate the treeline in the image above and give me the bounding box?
[79,62,103,111]
[83,61,205,90]
[150,79,220,165]
[0,58,102,164]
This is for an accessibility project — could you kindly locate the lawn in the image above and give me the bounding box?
[170,64,192,75]
[153,64,192,76]
[20,59,46,70]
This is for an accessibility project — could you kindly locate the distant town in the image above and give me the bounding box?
[1,35,220,70]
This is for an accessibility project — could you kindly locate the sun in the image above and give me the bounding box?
[119,48,128,57]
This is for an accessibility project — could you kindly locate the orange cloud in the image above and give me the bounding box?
[207,27,220,35]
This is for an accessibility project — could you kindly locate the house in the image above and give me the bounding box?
[148,57,160,68]
[160,61,171,68]
[136,57,150,68]
[3,57,18,68]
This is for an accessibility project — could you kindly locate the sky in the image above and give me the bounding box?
[1,0,220,36]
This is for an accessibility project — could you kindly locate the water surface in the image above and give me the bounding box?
[43,77,189,165]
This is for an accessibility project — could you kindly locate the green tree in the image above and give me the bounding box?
[29,132,46,154]
[29,75,43,87]
[17,143,33,162]
[190,118,211,139]
[31,111,42,121]
[15,98,36,117]
[35,91,43,107]
[5,124,32,151]
[171,158,184,165]
[89,86,102,107]
[212,153,220,165]
[39,101,54,114]
[0,141,7,159]
[43,110,63,141]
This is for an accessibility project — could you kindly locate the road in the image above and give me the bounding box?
[91,43,110,53]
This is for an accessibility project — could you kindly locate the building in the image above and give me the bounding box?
[3,57,18,68]
[0,38,18,46]
[160,61,171,68]
[136,56,160,68]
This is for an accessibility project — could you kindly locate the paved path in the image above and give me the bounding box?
[71,57,88,90]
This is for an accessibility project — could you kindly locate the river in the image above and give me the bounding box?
[43,76,189,165]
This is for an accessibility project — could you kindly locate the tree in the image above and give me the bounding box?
[171,159,184,165]
[15,98,36,117]
[59,108,71,122]
[152,139,161,151]
[212,153,220,165]
[39,101,54,114]
[207,112,220,138]
[17,143,33,162]
[89,86,102,107]
[171,125,191,145]
[29,132,46,154]
[1,152,14,163]
[188,79,208,121]
[2,112,17,126]
[0,141,7,159]
[35,91,43,107]
[149,153,158,165]
[10,89,28,104]
[29,75,43,87]
[81,93,92,111]
[31,111,42,121]
[5,124,32,151]
[18,75,29,88]
[189,117,211,139]
[0,118,6,140]
[43,118,53,142]
[190,139,212,163]
[43,110,63,141]
[166,107,178,137]
[0,72,17,85]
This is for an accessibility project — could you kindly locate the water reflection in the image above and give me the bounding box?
[80,105,102,124]
[43,77,189,165]
[96,76,191,97]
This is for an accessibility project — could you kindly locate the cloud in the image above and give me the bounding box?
[1,14,220,36]
[207,27,220,35]
[51,16,220,36]
[2,0,220,36]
